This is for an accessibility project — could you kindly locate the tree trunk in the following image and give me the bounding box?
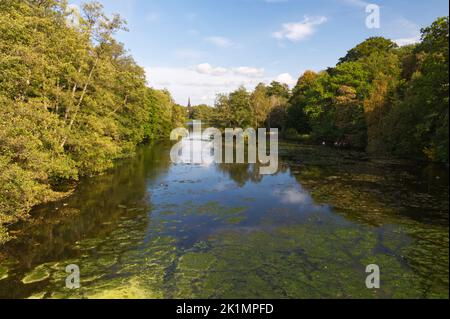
[60,57,99,148]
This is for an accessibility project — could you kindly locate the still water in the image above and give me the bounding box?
[0,141,448,298]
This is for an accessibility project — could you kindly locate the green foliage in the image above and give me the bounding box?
[0,0,182,242]
[266,81,290,99]
[339,37,398,64]
[286,71,316,134]
[189,104,215,123]
[172,104,188,129]
[212,82,290,130]
[143,89,185,139]
[285,18,448,160]
[383,17,449,161]
[0,1,447,245]
[251,83,272,128]
[213,86,253,128]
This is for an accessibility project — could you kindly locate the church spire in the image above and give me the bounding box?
[186,97,192,118]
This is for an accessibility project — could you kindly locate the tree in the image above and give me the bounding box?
[214,87,253,128]
[333,85,367,148]
[267,81,290,99]
[0,0,181,243]
[251,83,272,128]
[190,104,216,123]
[266,81,290,130]
[286,71,317,134]
[283,18,448,160]
[172,104,187,129]
[339,37,398,64]
[386,17,449,161]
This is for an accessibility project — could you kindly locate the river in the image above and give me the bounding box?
[0,141,448,298]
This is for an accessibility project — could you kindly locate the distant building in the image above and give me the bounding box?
[187,97,192,118]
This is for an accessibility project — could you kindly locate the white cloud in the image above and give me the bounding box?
[196,63,228,76]
[394,36,421,47]
[195,64,265,78]
[273,16,327,42]
[233,66,265,77]
[146,64,297,105]
[147,66,255,105]
[274,188,312,205]
[276,73,297,86]
[390,18,421,47]
[205,36,235,48]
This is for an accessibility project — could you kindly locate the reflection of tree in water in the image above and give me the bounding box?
[1,142,448,298]
[217,162,288,187]
[287,151,449,298]
[290,161,448,227]
[0,142,173,298]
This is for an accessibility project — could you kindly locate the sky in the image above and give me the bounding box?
[70,0,449,105]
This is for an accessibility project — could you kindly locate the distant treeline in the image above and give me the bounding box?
[0,1,185,243]
[190,16,449,163]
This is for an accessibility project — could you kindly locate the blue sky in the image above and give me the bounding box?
[71,0,449,105]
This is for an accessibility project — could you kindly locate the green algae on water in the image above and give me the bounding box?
[1,142,448,299]
[22,263,52,284]
[0,264,8,281]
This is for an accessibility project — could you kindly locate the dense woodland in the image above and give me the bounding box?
[190,17,449,162]
[0,0,448,244]
[0,0,185,242]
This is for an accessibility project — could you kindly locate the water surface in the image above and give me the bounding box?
[0,142,448,299]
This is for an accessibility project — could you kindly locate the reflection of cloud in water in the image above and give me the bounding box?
[213,181,236,192]
[273,187,313,206]
[177,135,215,166]
[275,189,312,205]
[273,185,334,216]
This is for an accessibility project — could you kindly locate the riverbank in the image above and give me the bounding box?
[0,2,186,246]
[2,140,448,246]
[0,141,448,298]
[0,142,156,245]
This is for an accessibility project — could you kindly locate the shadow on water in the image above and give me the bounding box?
[0,141,448,298]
